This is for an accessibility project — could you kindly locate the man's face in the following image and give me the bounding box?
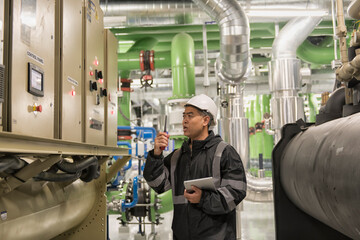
[182,106,209,140]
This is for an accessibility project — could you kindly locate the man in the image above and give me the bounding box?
[143,94,247,240]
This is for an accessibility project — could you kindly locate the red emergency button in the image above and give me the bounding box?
[32,105,42,112]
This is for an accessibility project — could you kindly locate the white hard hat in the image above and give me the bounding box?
[185,94,218,126]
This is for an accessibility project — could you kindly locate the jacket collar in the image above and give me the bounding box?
[182,131,221,153]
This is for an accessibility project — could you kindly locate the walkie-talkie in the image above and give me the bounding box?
[160,115,168,151]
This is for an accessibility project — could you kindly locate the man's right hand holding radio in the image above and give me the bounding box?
[154,132,169,156]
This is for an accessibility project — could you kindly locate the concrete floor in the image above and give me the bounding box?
[108,200,275,240]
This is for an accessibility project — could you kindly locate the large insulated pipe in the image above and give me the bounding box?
[0,180,97,240]
[193,0,250,84]
[280,112,360,239]
[167,33,196,141]
[269,16,322,143]
[171,32,196,99]
[219,84,249,168]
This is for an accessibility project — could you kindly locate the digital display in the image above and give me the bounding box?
[31,69,42,91]
[28,62,44,97]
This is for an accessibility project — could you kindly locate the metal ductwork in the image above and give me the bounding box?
[193,0,250,84]
[99,0,338,26]
[269,16,322,143]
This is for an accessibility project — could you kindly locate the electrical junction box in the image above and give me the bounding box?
[83,0,105,145]
[104,29,118,147]
[10,0,55,138]
[59,0,83,142]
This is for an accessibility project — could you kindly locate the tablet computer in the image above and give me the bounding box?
[184,177,216,192]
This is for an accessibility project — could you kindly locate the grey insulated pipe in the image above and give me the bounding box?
[192,0,250,85]
[269,16,322,143]
[272,16,322,59]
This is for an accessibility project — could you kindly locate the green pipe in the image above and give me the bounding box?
[250,30,275,39]
[155,189,174,214]
[170,32,195,99]
[106,190,123,215]
[250,38,274,48]
[307,93,318,123]
[153,38,273,52]
[261,94,273,160]
[117,31,221,43]
[250,22,275,34]
[118,71,131,126]
[297,39,339,65]
[118,51,171,70]
[169,136,187,149]
[317,36,334,47]
[126,37,158,52]
[297,34,351,65]
[153,39,220,52]
[118,38,336,71]
[251,57,271,63]
[113,20,352,44]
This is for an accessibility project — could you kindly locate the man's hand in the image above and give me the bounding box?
[184,186,202,203]
[153,132,169,156]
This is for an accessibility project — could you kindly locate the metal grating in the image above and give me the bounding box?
[0,64,4,102]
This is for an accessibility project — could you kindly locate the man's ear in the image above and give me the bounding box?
[203,115,210,127]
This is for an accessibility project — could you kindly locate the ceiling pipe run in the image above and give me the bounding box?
[100,0,336,26]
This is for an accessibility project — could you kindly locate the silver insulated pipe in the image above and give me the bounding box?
[269,16,322,143]
[193,0,250,85]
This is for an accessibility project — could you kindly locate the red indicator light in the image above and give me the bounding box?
[90,71,94,76]
[71,90,76,96]
[99,79,103,84]
[93,59,99,66]
[111,110,114,115]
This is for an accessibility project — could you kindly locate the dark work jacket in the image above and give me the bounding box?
[143,131,247,240]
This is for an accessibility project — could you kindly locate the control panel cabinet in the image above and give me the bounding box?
[83,0,105,145]
[60,0,83,142]
[11,0,55,138]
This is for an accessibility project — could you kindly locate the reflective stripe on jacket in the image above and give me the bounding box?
[143,131,247,240]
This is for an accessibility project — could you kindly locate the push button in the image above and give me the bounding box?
[31,104,42,112]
